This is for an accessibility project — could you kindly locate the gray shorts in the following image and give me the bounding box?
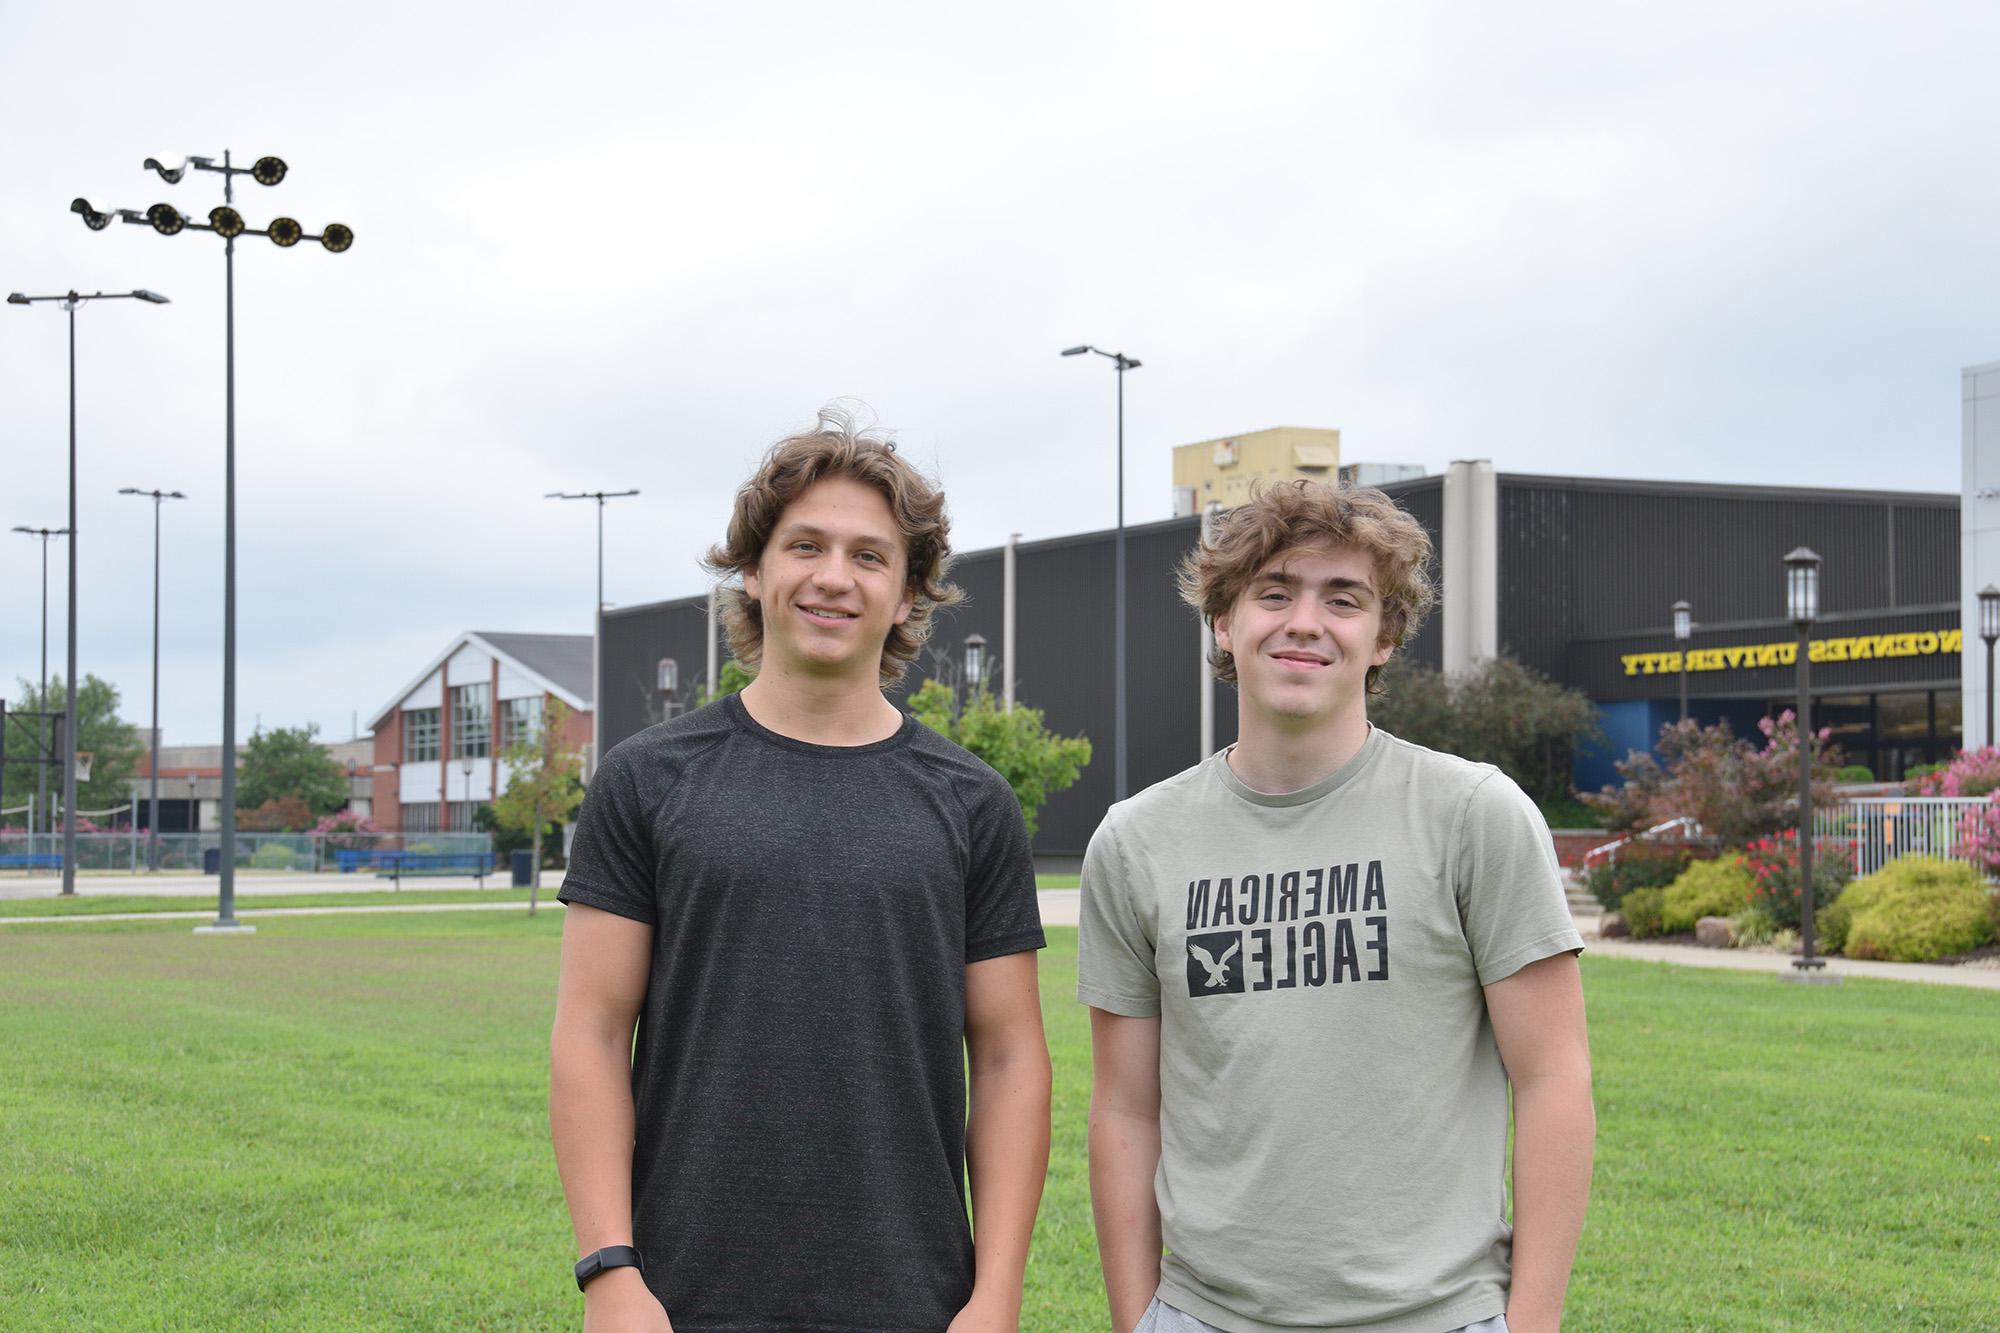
[1135,1296,1507,1333]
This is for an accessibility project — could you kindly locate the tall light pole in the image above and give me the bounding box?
[75,152,353,931]
[1980,586,2000,748]
[8,288,170,895]
[10,525,69,851]
[118,487,186,870]
[1672,599,1692,724]
[546,489,639,780]
[1784,546,1831,981]
[1062,343,1141,801]
[460,755,474,833]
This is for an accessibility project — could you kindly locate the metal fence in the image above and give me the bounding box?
[0,831,493,874]
[1814,797,1991,879]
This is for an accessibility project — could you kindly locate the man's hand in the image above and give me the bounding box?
[582,1266,673,1332]
[944,1289,1022,1333]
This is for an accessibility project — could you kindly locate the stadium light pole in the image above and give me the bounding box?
[9,288,170,895]
[10,526,69,852]
[1672,599,1692,724]
[74,152,353,931]
[119,487,187,870]
[1061,343,1141,801]
[546,489,640,781]
[1784,546,1832,982]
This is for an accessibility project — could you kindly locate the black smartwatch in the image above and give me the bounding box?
[574,1245,645,1292]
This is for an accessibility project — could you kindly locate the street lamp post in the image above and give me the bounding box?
[460,755,474,833]
[1980,586,2000,747]
[186,774,198,836]
[74,152,353,931]
[963,633,988,704]
[546,489,640,781]
[9,525,69,854]
[8,288,170,895]
[1672,600,1692,724]
[1061,343,1141,801]
[119,487,186,870]
[1784,546,1831,980]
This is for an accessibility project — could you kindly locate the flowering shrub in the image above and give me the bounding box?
[1905,747,2000,798]
[1743,830,1855,930]
[1580,840,1710,911]
[313,809,377,853]
[1586,713,1842,844]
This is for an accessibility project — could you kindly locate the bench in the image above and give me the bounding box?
[371,850,491,888]
[0,852,61,869]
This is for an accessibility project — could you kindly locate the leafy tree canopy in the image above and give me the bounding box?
[4,675,142,814]
[1368,656,1602,806]
[908,680,1092,839]
[237,723,349,816]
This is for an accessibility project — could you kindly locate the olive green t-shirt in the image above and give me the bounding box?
[1077,727,1583,1333]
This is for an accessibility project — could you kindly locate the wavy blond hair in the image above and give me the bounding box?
[1178,479,1436,693]
[703,405,962,686]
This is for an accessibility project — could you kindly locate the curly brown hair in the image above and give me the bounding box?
[1178,479,1436,693]
[703,405,962,686]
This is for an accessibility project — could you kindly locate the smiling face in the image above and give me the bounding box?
[1213,544,1393,725]
[741,476,917,682]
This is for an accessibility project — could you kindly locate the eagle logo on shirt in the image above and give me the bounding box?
[1187,940,1239,987]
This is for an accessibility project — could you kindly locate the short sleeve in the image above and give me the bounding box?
[556,744,658,925]
[1076,816,1161,1017]
[1454,770,1584,987]
[963,775,1045,963]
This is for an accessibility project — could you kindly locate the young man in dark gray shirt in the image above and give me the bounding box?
[551,408,1051,1332]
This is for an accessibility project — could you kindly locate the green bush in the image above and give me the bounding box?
[1731,905,1777,947]
[1662,855,1754,933]
[1834,764,1876,784]
[250,843,294,870]
[1622,887,1667,939]
[1816,897,1855,956]
[1582,841,1701,911]
[1834,856,1996,962]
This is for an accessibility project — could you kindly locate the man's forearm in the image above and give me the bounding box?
[963,1046,1053,1319]
[1506,1073,1596,1332]
[1088,1105,1163,1333]
[550,1026,641,1253]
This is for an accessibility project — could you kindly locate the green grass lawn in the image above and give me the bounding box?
[1,917,1995,1329]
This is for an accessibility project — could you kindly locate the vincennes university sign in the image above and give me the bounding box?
[1621,627,1962,677]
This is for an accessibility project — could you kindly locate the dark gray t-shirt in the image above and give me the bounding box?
[558,693,1044,1333]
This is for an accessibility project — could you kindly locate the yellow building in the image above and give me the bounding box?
[1170,426,1341,515]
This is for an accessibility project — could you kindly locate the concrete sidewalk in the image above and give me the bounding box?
[0,870,509,901]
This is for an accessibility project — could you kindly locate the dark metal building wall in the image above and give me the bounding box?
[1893,502,1959,607]
[1381,477,1445,671]
[1496,479,1958,680]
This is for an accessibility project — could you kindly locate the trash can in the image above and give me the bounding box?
[203,847,221,875]
[511,849,534,887]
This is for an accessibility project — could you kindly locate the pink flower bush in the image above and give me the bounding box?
[1905,747,2000,798]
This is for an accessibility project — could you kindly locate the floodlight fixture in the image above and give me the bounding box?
[1061,345,1090,356]
[70,198,113,230]
[267,217,302,247]
[144,156,189,183]
[208,205,246,238]
[251,156,287,186]
[147,203,185,235]
[320,222,353,253]
[6,293,27,305]
[132,289,169,304]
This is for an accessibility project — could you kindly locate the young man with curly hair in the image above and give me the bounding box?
[1080,481,1593,1333]
[551,408,1050,1333]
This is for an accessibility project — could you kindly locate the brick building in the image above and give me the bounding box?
[367,631,593,833]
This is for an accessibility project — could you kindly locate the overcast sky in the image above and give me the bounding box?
[4,1,1999,749]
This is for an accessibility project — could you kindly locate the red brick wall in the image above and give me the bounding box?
[372,712,403,831]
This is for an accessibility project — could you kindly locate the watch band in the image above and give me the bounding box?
[574,1244,645,1292]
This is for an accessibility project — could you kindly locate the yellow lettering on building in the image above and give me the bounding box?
[1622,626,1958,674]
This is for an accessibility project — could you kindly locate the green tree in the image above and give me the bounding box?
[908,680,1092,839]
[4,675,142,816]
[1368,656,1602,806]
[237,723,349,816]
[490,698,585,903]
[694,659,756,708]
